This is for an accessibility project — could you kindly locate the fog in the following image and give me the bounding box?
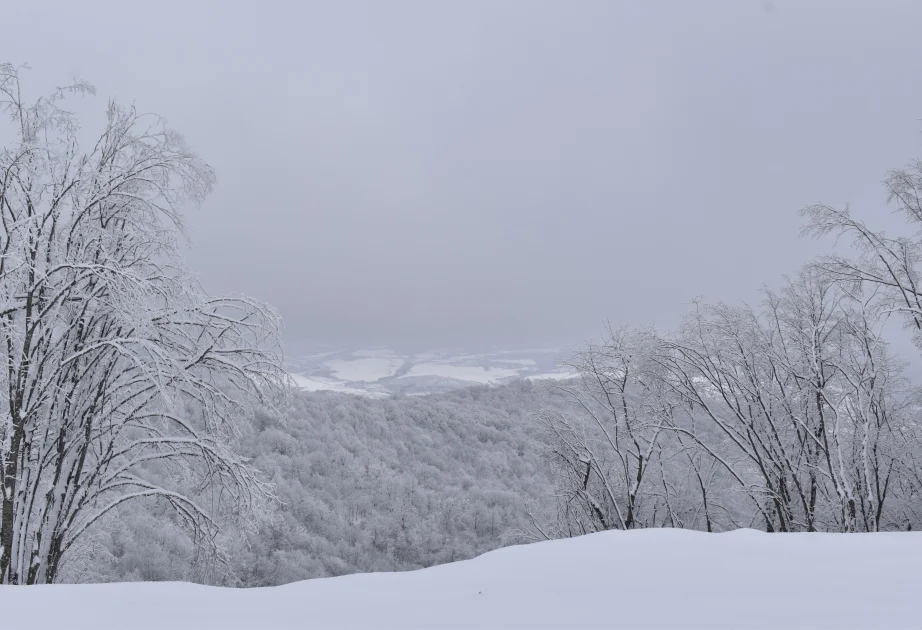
[6,0,922,350]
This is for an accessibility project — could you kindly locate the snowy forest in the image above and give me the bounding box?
[4,59,922,589]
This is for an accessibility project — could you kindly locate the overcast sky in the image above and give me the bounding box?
[6,0,922,351]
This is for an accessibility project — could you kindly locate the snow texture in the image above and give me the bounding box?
[287,374,387,398]
[325,357,404,382]
[525,370,579,381]
[3,528,917,629]
[399,363,522,384]
[288,347,573,396]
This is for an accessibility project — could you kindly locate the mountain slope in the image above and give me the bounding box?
[86,381,571,585]
[287,346,576,397]
[5,528,918,629]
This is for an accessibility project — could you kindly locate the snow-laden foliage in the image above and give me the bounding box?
[6,61,922,588]
[536,183,922,537]
[803,160,922,350]
[0,65,285,584]
[63,381,565,585]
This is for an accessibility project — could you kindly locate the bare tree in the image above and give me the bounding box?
[802,160,922,350]
[800,158,922,529]
[538,327,679,534]
[536,268,922,538]
[0,64,286,584]
[532,149,922,540]
[659,269,918,533]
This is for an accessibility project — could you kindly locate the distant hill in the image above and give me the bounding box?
[287,346,577,397]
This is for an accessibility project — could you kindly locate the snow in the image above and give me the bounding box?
[352,348,399,359]
[288,374,387,398]
[400,363,521,384]
[471,348,561,356]
[492,358,537,366]
[412,351,447,361]
[324,358,403,382]
[286,347,572,396]
[526,370,579,381]
[301,349,343,360]
[3,528,919,629]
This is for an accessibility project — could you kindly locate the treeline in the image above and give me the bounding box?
[75,381,572,585]
[532,162,922,539]
[48,126,922,584]
[81,159,922,585]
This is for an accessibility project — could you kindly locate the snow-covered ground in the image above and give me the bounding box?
[287,373,388,398]
[399,363,522,384]
[4,528,918,629]
[325,357,404,382]
[287,346,577,396]
[526,370,581,381]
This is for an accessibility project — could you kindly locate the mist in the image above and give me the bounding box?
[6,0,922,350]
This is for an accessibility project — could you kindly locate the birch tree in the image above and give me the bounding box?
[537,269,922,537]
[658,270,918,532]
[800,156,922,528]
[538,327,681,535]
[802,159,922,350]
[0,64,286,584]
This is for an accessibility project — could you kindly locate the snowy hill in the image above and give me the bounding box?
[5,528,918,630]
[287,345,577,397]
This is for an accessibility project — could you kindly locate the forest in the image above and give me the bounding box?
[3,59,922,587]
[76,382,571,585]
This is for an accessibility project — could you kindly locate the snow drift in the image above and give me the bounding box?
[2,528,918,629]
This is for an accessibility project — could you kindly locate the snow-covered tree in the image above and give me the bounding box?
[0,64,286,584]
[802,160,922,351]
[662,269,918,532]
[536,267,922,538]
[537,327,675,535]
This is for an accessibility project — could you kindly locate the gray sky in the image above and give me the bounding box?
[6,0,922,350]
